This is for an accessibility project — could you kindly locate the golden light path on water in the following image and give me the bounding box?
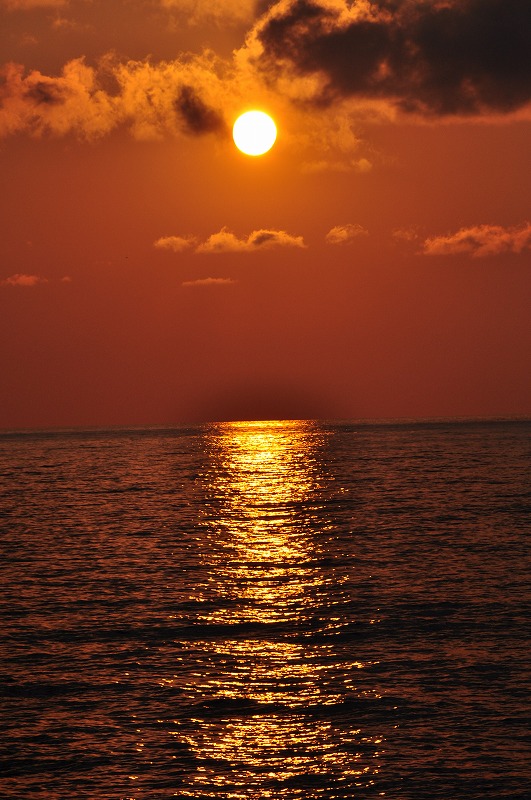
[201,420,326,625]
[169,421,383,798]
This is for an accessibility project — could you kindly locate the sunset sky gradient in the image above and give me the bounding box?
[1,0,530,428]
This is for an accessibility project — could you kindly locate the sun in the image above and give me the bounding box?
[233,110,277,156]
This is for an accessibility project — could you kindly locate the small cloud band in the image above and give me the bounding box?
[155,227,306,255]
[325,224,368,245]
[182,277,236,287]
[423,222,531,258]
[1,273,47,287]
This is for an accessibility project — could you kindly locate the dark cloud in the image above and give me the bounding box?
[249,230,278,246]
[175,84,226,135]
[254,1,276,16]
[26,79,66,106]
[253,0,531,115]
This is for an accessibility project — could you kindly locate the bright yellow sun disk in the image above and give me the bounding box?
[233,110,277,156]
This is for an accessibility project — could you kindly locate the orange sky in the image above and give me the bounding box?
[1,0,530,428]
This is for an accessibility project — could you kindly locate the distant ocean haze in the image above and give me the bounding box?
[0,419,529,799]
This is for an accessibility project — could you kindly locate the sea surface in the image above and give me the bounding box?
[0,419,529,800]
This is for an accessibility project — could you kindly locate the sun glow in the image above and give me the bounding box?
[233,110,277,156]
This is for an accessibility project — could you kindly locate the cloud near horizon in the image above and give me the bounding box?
[325,223,368,245]
[1,273,47,286]
[243,0,531,117]
[423,222,531,258]
[182,277,236,287]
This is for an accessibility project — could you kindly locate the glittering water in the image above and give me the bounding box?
[0,420,529,799]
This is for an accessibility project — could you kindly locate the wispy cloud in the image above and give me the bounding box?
[51,15,86,31]
[392,227,420,244]
[0,59,119,139]
[325,223,368,245]
[196,227,306,253]
[1,0,67,8]
[0,52,232,141]
[154,235,197,252]
[182,277,236,287]
[1,273,47,286]
[423,222,531,258]
[301,157,372,174]
[157,0,255,27]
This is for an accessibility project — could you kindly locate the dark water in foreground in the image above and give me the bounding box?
[0,419,529,799]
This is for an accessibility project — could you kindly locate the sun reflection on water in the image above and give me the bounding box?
[197,419,327,624]
[173,420,383,796]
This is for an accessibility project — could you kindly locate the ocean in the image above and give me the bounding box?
[0,419,529,799]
